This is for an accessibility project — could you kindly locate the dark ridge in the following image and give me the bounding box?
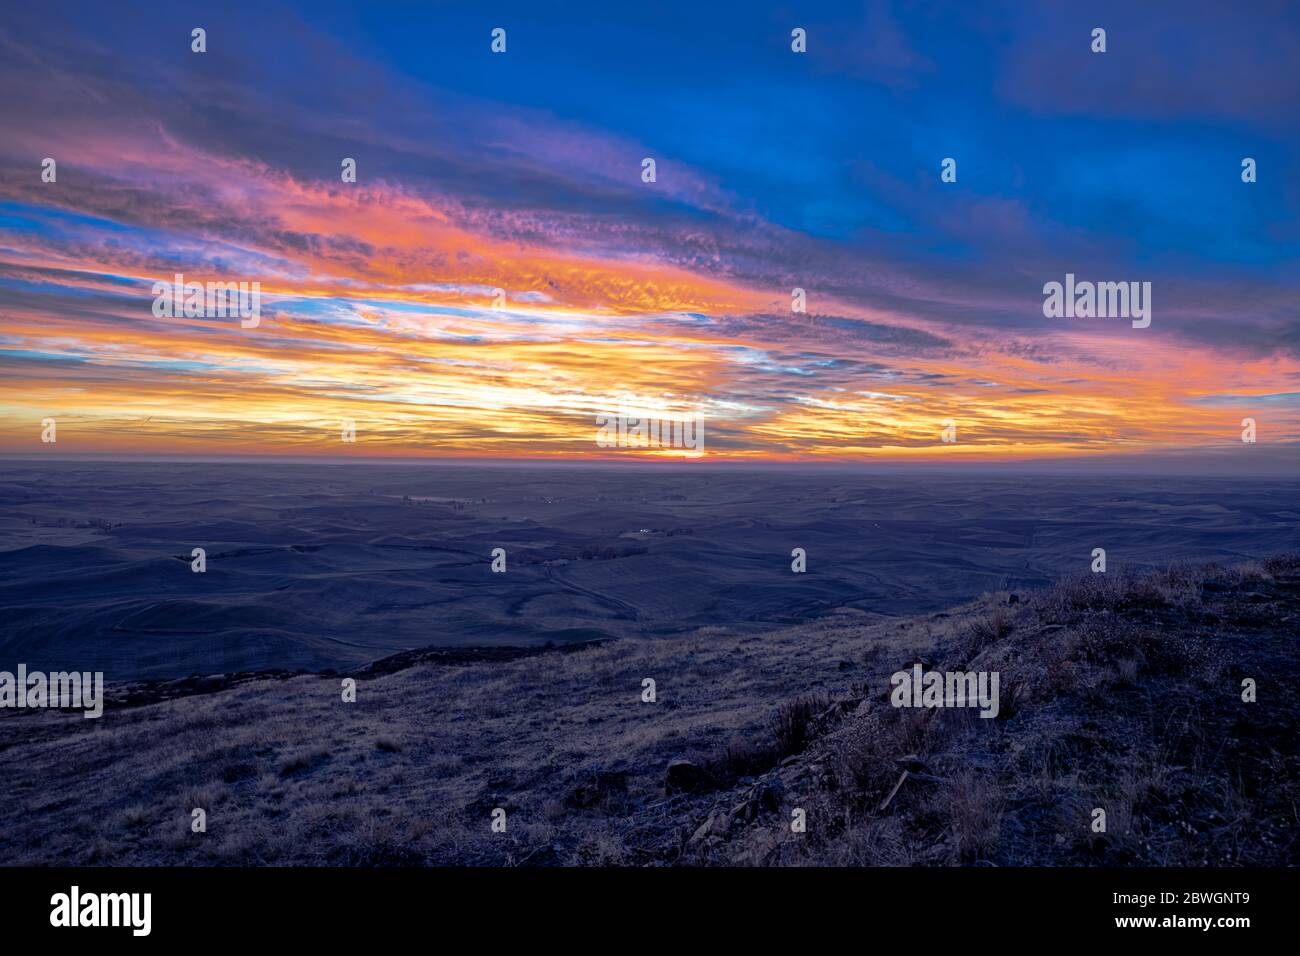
[94,639,610,711]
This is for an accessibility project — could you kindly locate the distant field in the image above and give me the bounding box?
[1,460,1298,678]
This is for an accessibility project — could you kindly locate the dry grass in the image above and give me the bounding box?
[0,608,936,865]
[772,692,830,757]
[1,555,1295,867]
[749,555,1300,867]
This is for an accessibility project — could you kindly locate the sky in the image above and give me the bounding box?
[1,0,1298,461]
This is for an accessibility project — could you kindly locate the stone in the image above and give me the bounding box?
[665,758,712,794]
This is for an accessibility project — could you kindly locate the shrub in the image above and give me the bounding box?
[772,692,830,757]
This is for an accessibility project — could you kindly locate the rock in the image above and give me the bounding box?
[807,762,833,787]
[750,777,784,812]
[730,800,757,823]
[665,758,712,795]
[564,770,628,809]
[463,792,519,822]
[689,810,728,844]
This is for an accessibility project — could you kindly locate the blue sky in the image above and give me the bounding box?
[0,0,1297,458]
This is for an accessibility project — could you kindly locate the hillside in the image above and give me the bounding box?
[1,555,1296,866]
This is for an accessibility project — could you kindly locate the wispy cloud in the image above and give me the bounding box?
[1,0,1297,459]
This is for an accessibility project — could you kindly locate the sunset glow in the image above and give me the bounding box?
[2,3,1297,460]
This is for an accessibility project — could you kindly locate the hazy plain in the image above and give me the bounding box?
[2,459,1297,678]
